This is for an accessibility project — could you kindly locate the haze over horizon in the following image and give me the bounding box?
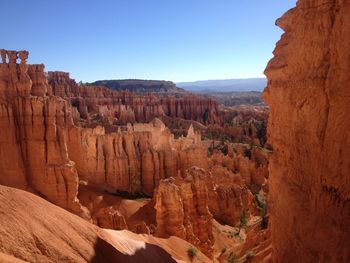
[1,0,296,82]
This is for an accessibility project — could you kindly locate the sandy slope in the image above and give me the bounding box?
[0,185,210,263]
[107,230,213,263]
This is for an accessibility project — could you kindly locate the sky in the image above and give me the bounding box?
[1,0,296,83]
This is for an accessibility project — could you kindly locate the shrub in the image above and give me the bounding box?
[237,209,248,235]
[227,252,237,263]
[255,193,268,229]
[221,246,227,254]
[245,250,255,262]
[240,209,248,227]
[187,246,198,261]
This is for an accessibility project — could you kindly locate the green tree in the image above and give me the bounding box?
[227,252,237,263]
[187,246,197,261]
[237,209,248,235]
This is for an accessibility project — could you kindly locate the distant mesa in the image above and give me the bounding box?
[88,79,186,94]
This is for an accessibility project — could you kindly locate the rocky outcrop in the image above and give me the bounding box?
[264,0,350,262]
[67,120,208,196]
[153,163,259,258]
[94,206,128,230]
[204,105,269,146]
[209,144,269,194]
[0,49,85,217]
[207,165,257,226]
[154,168,214,258]
[67,120,175,195]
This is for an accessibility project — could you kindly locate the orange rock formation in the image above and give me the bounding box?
[154,168,214,258]
[264,0,350,261]
[67,119,208,196]
[0,49,85,217]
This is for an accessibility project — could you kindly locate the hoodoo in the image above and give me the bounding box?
[264,0,350,261]
[3,0,349,261]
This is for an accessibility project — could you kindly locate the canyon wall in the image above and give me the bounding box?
[264,0,350,262]
[48,72,219,125]
[66,120,208,196]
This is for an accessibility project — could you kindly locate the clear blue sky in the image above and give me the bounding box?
[1,0,296,82]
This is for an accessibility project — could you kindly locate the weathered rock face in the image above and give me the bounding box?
[209,144,269,191]
[205,106,269,146]
[154,168,214,258]
[94,206,128,230]
[0,50,85,217]
[153,164,260,259]
[67,120,176,196]
[48,72,219,125]
[206,165,257,226]
[154,178,186,238]
[28,64,51,96]
[264,0,350,262]
[67,120,208,196]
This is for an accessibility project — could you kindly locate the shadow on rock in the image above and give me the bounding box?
[90,237,177,263]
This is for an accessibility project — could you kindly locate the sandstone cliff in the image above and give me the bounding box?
[264,0,350,261]
[0,50,85,217]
